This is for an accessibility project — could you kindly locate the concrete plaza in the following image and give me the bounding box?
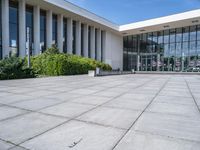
[0,74,200,150]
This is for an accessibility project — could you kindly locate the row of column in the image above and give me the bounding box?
[1,0,104,62]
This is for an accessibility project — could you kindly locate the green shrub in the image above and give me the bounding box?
[0,57,35,80]
[31,52,112,76]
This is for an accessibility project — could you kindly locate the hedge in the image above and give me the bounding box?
[0,57,35,80]
[31,53,112,76]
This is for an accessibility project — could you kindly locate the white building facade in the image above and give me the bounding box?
[0,0,200,71]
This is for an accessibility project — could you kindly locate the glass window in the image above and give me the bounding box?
[101,31,104,62]
[176,42,182,57]
[95,28,97,60]
[183,27,189,42]
[197,41,200,55]
[169,43,176,56]
[189,41,196,56]
[170,29,176,43]
[81,24,84,56]
[88,26,91,58]
[26,5,33,55]
[9,0,19,56]
[40,10,46,53]
[197,25,200,41]
[183,42,189,56]
[0,0,2,59]
[164,44,169,57]
[164,30,170,44]
[190,26,197,41]
[52,14,57,45]
[72,21,76,54]
[63,18,67,53]
[176,28,182,43]
[158,31,163,44]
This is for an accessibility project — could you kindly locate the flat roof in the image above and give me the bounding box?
[45,0,200,34]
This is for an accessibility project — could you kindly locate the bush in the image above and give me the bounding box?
[0,57,35,80]
[31,52,112,76]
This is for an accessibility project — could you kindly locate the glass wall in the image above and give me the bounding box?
[40,10,46,53]
[9,0,19,56]
[101,31,104,62]
[52,14,57,45]
[72,21,76,54]
[123,25,200,72]
[88,26,91,58]
[63,18,67,53]
[81,23,84,56]
[95,28,97,60]
[0,0,2,59]
[26,5,34,55]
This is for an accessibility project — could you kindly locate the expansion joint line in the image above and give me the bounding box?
[111,76,171,150]
[184,77,200,113]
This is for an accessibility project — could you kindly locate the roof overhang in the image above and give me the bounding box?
[119,9,200,36]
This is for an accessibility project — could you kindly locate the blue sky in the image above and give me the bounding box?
[66,0,200,25]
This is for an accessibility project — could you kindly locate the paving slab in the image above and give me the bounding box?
[40,102,95,118]
[78,106,141,129]
[71,95,112,106]
[21,120,124,150]
[147,102,199,117]
[0,140,14,150]
[0,112,67,144]
[132,112,200,142]
[9,97,65,111]
[0,106,28,121]
[115,131,200,150]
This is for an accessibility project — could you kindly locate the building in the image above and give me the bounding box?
[0,0,200,72]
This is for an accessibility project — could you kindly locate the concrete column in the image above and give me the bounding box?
[97,29,101,61]
[137,54,140,71]
[33,5,40,55]
[19,0,26,57]
[83,24,88,57]
[157,53,160,71]
[2,0,9,57]
[76,21,81,56]
[57,14,63,53]
[90,26,95,59]
[46,10,52,48]
[67,18,72,54]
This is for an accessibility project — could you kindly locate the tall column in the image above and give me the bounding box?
[157,53,160,71]
[46,10,52,48]
[137,54,140,71]
[97,29,101,61]
[57,14,63,53]
[2,0,9,58]
[34,5,40,55]
[76,21,81,56]
[83,24,88,57]
[90,26,95,59]
[67,18,72,54]
[19,0,26,57]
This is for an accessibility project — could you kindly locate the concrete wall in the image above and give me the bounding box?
[104,31,123,70]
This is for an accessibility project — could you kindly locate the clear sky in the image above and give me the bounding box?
[66,0,200,25]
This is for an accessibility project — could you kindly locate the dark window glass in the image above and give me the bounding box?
[176,28,182,43]
[170,29,176,43]
[197,25,200,41]
[52,14,57,45]
[189,41,196,56]
[26,5,33,55]
[183,27,189,42]
[164,30,170,44]
[72,21,76,54]
[81,24,84,56]
[101,31,104,62]
[0,0,2,59]
[40,10,46,52]
[63,18,67,53]
[190,26,197,41]
[9,0,19,56]
[95,29,97,60]
[88,26,91,58]
[197,41,200,54]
